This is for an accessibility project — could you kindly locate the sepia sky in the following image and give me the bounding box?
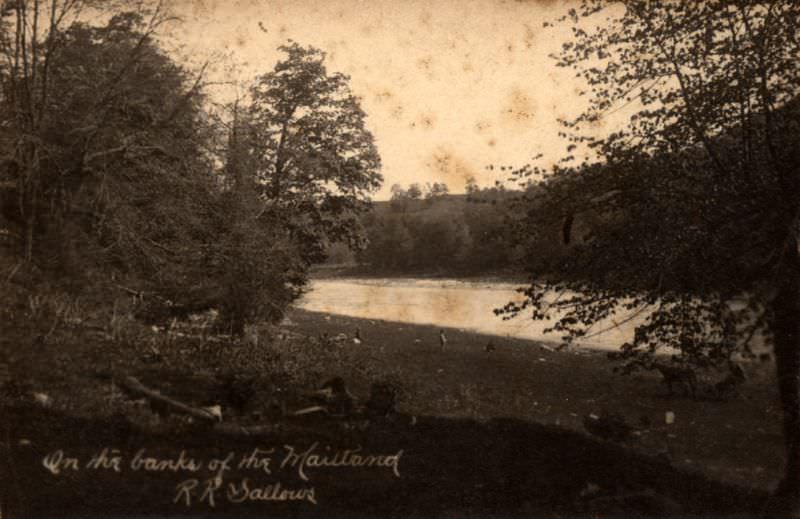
[172,0,603,199]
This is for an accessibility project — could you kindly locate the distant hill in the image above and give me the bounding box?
[324,190,530,277]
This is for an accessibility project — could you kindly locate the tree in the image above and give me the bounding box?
[0,3,219,289]
[506,1,800,512]
[0,2,293,337]
[389,183,410,213]
[463,202,514,272]
[359,213,414,270]
[390,183,406,200]
[246,42,382,265]
[465,175,480,196]
[0,2,190,262]
[425,182,449,199]
[406,183,423,200]
[208,101,303,334]
[409,212,471,270]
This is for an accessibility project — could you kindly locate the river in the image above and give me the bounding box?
[298,278,646,351]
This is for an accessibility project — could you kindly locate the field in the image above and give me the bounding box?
[0,306,787,518]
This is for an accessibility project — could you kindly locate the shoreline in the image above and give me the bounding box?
[286,308,783,493]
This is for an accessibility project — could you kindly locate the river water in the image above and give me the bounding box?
[298,278,646,351]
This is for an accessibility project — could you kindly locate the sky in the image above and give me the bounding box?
[170,0,598,199]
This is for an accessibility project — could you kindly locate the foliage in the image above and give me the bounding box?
[198,42,384,331]
[506,0,800,363]
[0,5,383,336]
[425,182,450,199]
[507,0,800,504]
[361,212,415,270]
[245,42,382,265]
[354,188,523,275]
[0,3,217,291]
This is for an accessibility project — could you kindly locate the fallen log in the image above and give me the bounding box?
[117,376,218,422]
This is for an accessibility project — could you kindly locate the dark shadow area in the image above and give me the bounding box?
[1,404,767,518]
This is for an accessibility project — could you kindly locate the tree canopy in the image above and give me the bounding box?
[246,42,382,264]
[0,4,383,335]
[508,0,800,508]
[0,3,217,291]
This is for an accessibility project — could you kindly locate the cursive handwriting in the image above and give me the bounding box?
[281,442,403,481]
[43,444,405,507]
[130,448,203,472]
[42,450,80,475]
[227,478,317,505]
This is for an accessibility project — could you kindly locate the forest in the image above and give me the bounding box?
[327,183,524,276]
[0,3,381,335]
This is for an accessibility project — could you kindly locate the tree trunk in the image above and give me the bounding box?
[117,376,218,422]
[24,216,34,262]
[770,238,800,516]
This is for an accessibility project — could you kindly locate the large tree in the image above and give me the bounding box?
[506,1,800,512]
[0,2,236,322]
[245,42,382,265]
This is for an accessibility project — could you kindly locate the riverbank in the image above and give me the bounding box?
[310,264,528,284]
[298,277,645,351]
[0,304,785,517]
[287,309,785,493]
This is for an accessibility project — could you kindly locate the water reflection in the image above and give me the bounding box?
[298,279,644,351]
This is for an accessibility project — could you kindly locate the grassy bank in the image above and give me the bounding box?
[0,305,785,518]
[288,310,785,492]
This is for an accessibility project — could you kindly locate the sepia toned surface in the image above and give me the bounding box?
[173,0,608,198]
[1,0,797,517]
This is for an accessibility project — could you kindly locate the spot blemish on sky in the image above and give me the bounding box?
[174,0,588,199]
[426,146,480,189]
[502,88,537,128]
[523,24,536,49]
[418,113,437,130]
[390,105,404,120]
[374,90,394,103]
[420,10,432,27]
[475,121,491,134]
[417,56,434,77]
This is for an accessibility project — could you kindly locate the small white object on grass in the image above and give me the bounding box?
[32,392,51,408]
[579,482,601,497]
[665,411,675,425]
[203,405,223,422]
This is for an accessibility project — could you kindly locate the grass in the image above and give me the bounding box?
[287,310,785,492]
[0,296,786,518]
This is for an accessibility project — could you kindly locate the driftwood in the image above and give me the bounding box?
[117,376,217,422]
